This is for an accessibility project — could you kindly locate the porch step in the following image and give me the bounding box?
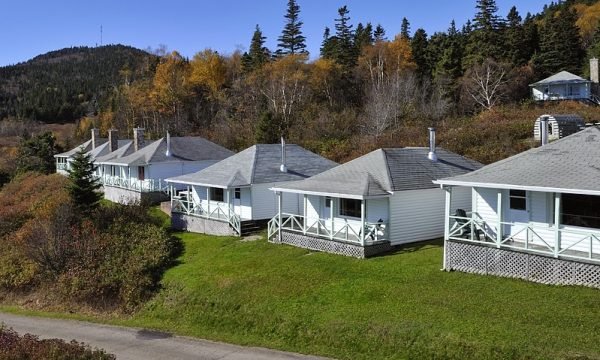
[239,220,267,236]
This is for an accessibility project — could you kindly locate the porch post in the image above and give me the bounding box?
[330,198,334,240]
[185,185,192,214]
[277,191,282,241]
[206,187,210,218]
[303,194,307,235]
[227,188,231,221]
[443,186,452,271]
[554,192,561,258]
[360,199,366,246]
[497,190,503,248]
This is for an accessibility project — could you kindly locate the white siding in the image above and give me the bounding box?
[389,187,471,245]
[252,183,300,220]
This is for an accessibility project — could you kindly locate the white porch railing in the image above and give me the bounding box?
[56,162,68,171]
[101,175,167,193]
[171,197,241,235]
[448,213,600,263]
[268,213,388,246]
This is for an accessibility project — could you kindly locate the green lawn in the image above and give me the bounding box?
[121,232,599,359]
[3,230,600,359]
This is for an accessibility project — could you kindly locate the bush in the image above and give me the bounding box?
[0,327,114,360]
[0,173,180,312]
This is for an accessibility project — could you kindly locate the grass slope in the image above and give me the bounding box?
[120,232,600,360]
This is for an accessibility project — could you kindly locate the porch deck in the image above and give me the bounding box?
[102,175,167,193]
[448,213,600,264]
[171,196,241,235]
[268,213,388,247]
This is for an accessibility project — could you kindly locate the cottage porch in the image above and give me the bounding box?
[170,187,242,235]
[267,192,392,257]
[443,187,600,265]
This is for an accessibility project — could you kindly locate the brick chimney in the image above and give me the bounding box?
[108,129,118,152]
[133,128,145,152]
[91,128,99,149]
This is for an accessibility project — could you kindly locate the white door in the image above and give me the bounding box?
[507,190,529,241]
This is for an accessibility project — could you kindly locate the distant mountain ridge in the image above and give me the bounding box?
[0,45,158,123]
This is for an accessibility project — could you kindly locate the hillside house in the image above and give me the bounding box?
[530,70,596,103]
[54,129,106,175]
[166,141,337,236]
[268,129,482,258]
[98,129,233,204]
[435,126,600,288]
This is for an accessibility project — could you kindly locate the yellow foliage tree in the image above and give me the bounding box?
[189,49,228,100]
[150,51,191,130]
[574,3,600,47]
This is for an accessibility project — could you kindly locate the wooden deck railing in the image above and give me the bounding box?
[171,197,241,235]
[268,213,388,246]
[448,213,600,263]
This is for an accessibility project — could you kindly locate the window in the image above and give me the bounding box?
[138,166,145,180]
[339,198,361,218]
[509,190,526,210]
[325,197,332,208]
[110,165,116,176]
[562,194,600,229]
[234,188,241,200]
[210,187,224,202]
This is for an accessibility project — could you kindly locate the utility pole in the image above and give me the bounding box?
[100,25,103,46]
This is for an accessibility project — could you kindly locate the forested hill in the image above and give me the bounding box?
[0,45,157,123]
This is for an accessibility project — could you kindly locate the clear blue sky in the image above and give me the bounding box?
[1,0,548,66]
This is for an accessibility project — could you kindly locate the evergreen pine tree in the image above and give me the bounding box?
[255,111,282,143]
[247,25,270,70]
[16,131,58,174]
[435,20,464,103]
[465,0,504,65]
[354,22,374,53]
[504,6,528,64]
[320,27,336,58]
[277,0,308,56]
[400,17,411,39]
[67,150,102,215]
[411,28,430,79]
[331,6,357,69]
[373,24,386,42]
[534,8,584,76]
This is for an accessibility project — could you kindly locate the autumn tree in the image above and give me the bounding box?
[277,0,308,56]
[258,54,309,137]
[189,49,228,99]
[462,58,507,111]
[150,51,192,134]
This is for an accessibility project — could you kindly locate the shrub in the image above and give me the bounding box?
[0,327,114,360]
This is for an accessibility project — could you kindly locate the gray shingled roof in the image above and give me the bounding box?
[99,136,233,166]
[436,126,600,194]
[95,141,135,163]
[55,139,105,158]
[87,139,131,160]
[530,71,590,86]
[273,148,482,198]
[166,144,338,187]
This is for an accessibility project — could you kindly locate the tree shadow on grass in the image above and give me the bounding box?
[372,238,443,258]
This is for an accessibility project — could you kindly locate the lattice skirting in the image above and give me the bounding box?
[172,213,237,236]
[446,240,600,289]
[270,230,392,258]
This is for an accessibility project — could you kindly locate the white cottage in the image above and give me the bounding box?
[530,71,592,102]
[165,142,337,236]
[54,128,106,175]
[435,126,600,288]
[268,130,482,258]
[98,129,233,204]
